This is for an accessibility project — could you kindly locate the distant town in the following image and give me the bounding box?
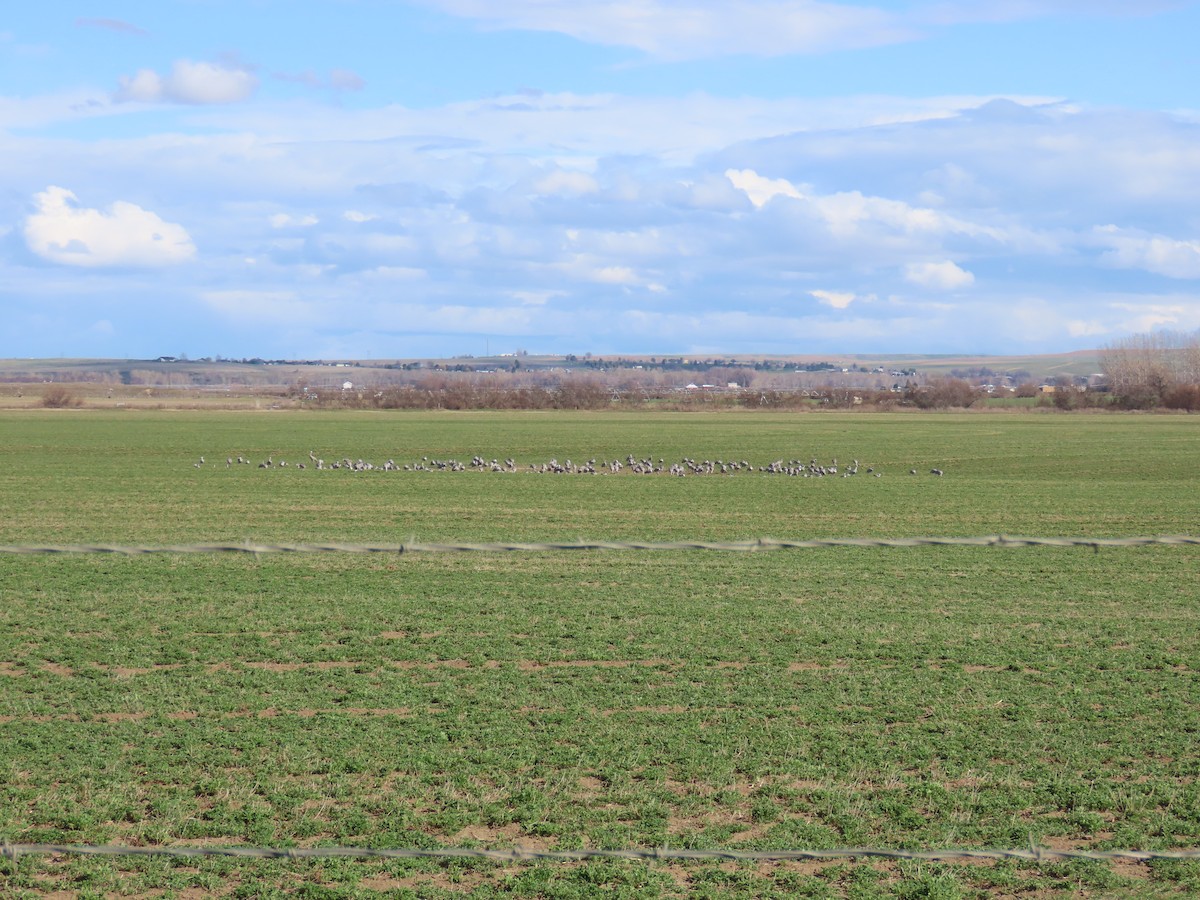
[2,349,1131,412]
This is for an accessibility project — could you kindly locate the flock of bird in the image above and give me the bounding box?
[196,452,945,478]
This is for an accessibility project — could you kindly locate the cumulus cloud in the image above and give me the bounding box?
[1093,225,1200,279]
[114,59,258,105]
[725,169,806,207]
[24,186,196,267]
[1108,300,1200,333]
[727,168,1000,245]
[11,84,1200,356]
[904,261,975,289]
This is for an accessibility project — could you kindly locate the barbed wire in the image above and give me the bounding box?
[3,841,1199,865]
[1,535,1197,556]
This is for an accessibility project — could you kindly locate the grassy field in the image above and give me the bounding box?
[1,409,1198,898]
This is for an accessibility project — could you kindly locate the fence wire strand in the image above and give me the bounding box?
[1,535,1198,556]
[3,842,1199,865]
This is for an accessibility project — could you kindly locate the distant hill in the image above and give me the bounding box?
[0,351,1102,387]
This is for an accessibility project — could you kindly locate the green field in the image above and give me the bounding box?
[2,410,1198,898]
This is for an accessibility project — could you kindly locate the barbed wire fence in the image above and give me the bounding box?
[4,534,1198,873]
[4,842,1200,865]
[2,534,1198,556]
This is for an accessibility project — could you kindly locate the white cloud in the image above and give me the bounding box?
[1093,226,1200,279]
[509,289,566,306]
[725,168,806,208]
[904,261,975,289]
[10,84,1200,358]
[811,289,858,309]
[591,265,639,285]
[533,169,600,196]
[1108,300,1200,334]
[269,212,319,228]
[727,167,1004,245]
[24,186,195,267]
[115,59,258,105]
[359,266,428,281]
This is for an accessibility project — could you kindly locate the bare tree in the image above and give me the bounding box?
[1100,330,1200,408]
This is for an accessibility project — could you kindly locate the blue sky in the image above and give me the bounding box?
[3,1,1200,360]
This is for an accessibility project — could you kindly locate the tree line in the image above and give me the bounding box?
[1100,331,1200,410]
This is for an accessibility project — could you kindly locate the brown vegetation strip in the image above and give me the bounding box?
[243,661,360,672]
[518,658,675,670]
[788,661,850,671]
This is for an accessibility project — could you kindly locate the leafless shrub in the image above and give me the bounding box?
[904,377,978,409]
[41,386,83,408]
[1163,383,1200,411]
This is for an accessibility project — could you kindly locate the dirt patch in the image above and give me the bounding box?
[517,658,673,670]
[378,630,408,639]
[453,823,522,843]
[41,662,74,677]
[339,707,412,717]
[577,775,606,795]
[244,660,360,671]
[0,662,25,677]
[104,664,184,677]
[167,710,199,720]
[667,804,762,837]
[393,659,472,670]
[359,867,519,895]
[91,711,150,722]
[787,661,848,671]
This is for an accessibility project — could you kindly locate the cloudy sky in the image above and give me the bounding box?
[3,1,1200,360]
